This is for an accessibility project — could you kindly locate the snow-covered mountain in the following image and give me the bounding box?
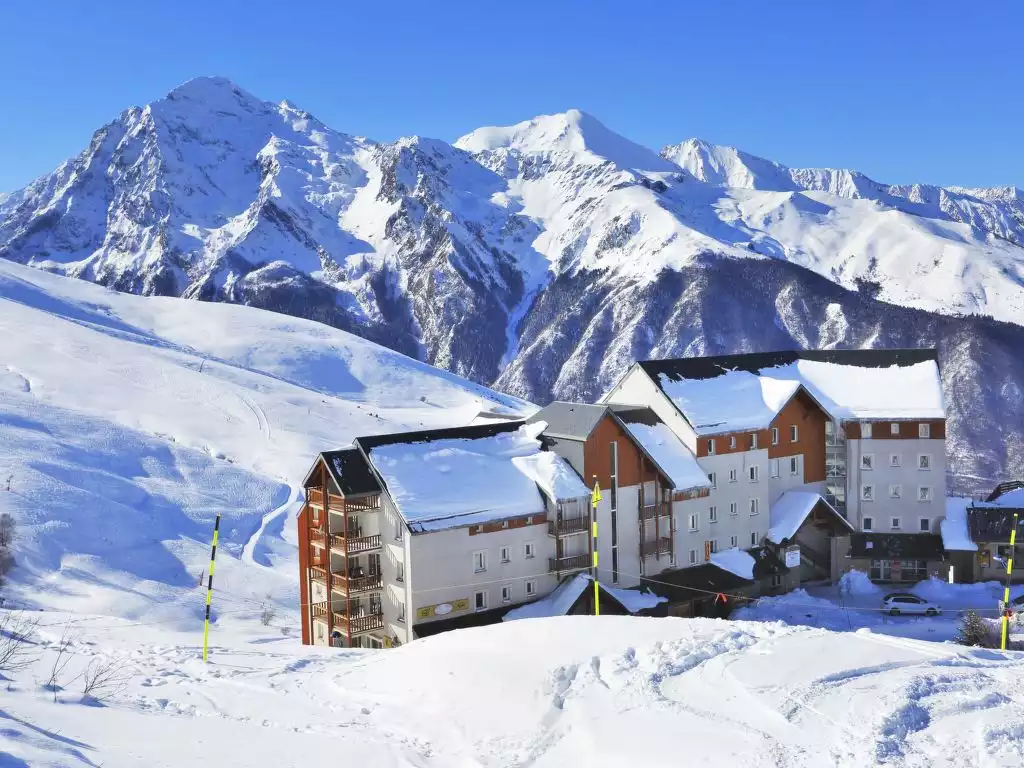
[2,78,1023,489]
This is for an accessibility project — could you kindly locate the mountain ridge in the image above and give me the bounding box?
[2,76,1024,490]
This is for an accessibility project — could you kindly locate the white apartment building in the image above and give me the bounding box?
[299,421,594,648]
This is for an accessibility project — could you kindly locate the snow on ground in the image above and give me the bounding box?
[0,260,532,620]
[2,612,1023,767]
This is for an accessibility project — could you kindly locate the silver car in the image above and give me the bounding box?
[881,592,942,616]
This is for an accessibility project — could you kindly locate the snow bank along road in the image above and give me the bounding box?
[1,615,1022,767]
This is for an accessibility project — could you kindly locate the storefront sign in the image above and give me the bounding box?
[785,546,801,569]
[417,598,470,620]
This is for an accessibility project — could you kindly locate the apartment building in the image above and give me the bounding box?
[298,421,598,648]
[526,402,712,589]
[602,348,947,583]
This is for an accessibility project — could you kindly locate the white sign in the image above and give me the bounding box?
[434,603,453,616]
[785,546,801,569]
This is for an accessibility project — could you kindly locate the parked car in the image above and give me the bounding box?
[881,593,942,616]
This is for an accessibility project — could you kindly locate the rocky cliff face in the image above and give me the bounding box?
[2,78,1022,491]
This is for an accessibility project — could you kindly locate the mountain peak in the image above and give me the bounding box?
[162,76,265,113]
[456,109,676,172]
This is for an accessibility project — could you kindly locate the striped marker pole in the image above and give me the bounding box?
[592,521,600,617]
[203,514,221,662]
[1000,512,1018,651]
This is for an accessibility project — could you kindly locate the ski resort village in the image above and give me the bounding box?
[298,349,1023,650]
[2,21,1024,763]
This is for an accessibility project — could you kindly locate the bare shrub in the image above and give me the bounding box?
[45,620,77,701]
[0,610,39,673]
[81,656,133,703]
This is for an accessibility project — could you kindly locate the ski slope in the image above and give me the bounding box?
[1,614,1022,767]
[0,259,531,620]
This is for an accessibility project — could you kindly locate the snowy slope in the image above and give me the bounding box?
[0,259,530,619]
[2,614,1023,767]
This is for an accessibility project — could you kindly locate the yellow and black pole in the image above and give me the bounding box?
[591,478,602,617]
[1000,512,1018,651]
[202,514,221,662]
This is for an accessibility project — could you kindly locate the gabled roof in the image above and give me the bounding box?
[982,481,1024,505]
[526,401,609,440]
[633,348,943,425]
[302,448,381,497]
[768,491,854,545]
[646,563,753,602]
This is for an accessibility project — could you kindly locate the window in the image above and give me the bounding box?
[918,454,932,471]
[751,433,758,449]
[870,559,889,581]
[707,438,716,455]
[862,484,874,501]
[394,518,404,541]
[891,517,901,531]
[771,427,779,445]
[919,423,931,439]
[730,535,738,548]
[861,422,873,439]
[919,518,931,533]
[501,585,512,604]
[689,513,699,531]
[891,423,900,435]
[689,549,697,565]
[863,516,874,531]
[524,542,536,559]
[750,531,759,547]
[473,551,487,573]
[317,622,324,639]
[789,457,799,476]
[889,484,902,500]
[770,458,780,478]
[396,561,405,583]
[770,574,783,588]
[729,468,738,483]
[749,465,759,482]
[710,539,718,554]
[790,425,799,442]
[749,498,759,516]
[708,472,717,489]
[730,501,738,516]
[525,579,537,597]
[397,602,406,623]
[500,546,511,564]
[918,486,932,502]
[501,520,509,529]
[474,590,487,611]
[709,506,718,523]
[861,454,874,470]
[890,453,902,468]
[729,435,737,449]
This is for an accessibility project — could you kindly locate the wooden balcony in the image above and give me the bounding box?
[332,610,385,636]
[548,516,588,537]
[311,601,330,620]
[549,553,590,573]
[310,566,383,594]
[308,528,326,548]
[329,533,382,555]
[640,504,671,521]
[640,537,672,558]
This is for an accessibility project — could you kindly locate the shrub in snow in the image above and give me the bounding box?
[956,610,994,648]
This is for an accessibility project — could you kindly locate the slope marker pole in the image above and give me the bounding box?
[203,514,221,662]
[591,479,602,617]
[1001,512,1018,651]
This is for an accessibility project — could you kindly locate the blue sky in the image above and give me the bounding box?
[1,1,1021,192]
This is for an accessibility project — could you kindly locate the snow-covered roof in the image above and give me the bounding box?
[940,497,978,552]
[366,424,585,532]
[710,548,757,580]
[617,420,709,490]
[765,359,945,420]
[657,371,800,434]
[768,490,853,545]
[503,573,664,621]
[642,351,945,427]
[511,451,591,502]
[973,487,1024,509]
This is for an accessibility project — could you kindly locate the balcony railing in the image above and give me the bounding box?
[311,601,330,620]
[334,573,383,594]
[308,529,326,547]
[332,610,385,635]
[548,516,588,536]
[329,533,382,555]
[640,537,672,558]
[549,553,591,573]
[640,504,671,521]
